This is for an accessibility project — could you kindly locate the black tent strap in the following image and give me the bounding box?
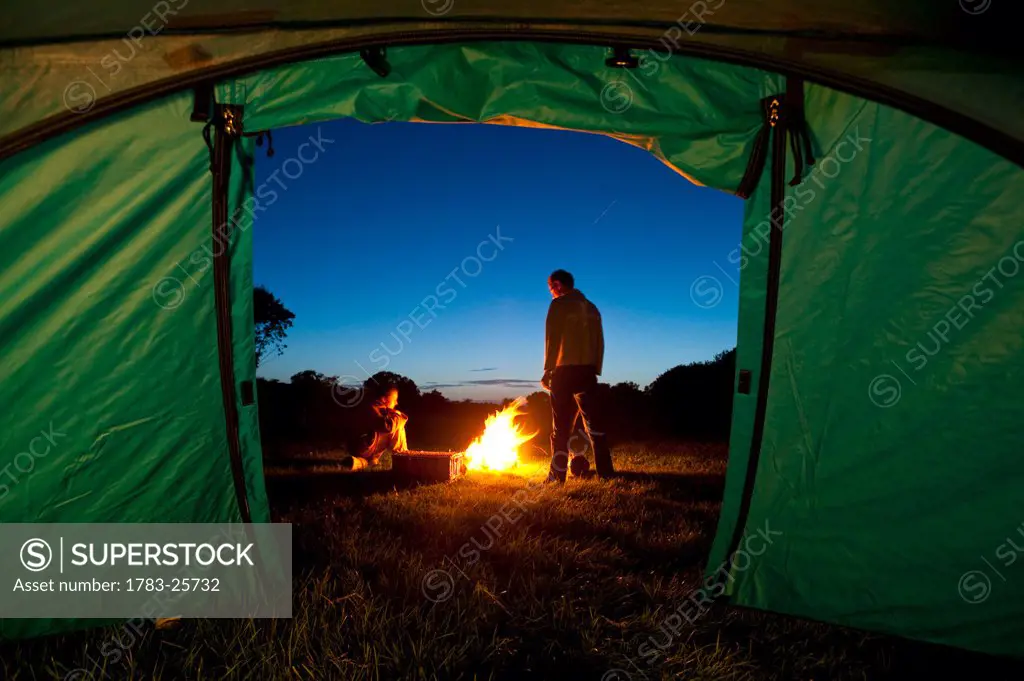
[786,78,816,186]
[360,46,391,78]
[190,82,214,123]
[736,79,815,198]
[255,130,275,158]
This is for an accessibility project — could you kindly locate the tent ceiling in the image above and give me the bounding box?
[1,0,1011,49]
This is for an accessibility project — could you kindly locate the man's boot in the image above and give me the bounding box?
[592,434,615,479]
[569,455,590,477]
[546,452,568,484]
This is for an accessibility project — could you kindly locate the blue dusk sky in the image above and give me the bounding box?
[253,117,742,402]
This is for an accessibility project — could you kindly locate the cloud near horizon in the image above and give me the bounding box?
[422,378,537,390]
[468,367,498,372]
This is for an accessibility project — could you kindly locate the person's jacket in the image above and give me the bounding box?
[544,288,604,374]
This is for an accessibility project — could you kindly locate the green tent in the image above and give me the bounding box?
[2,0,1022,656]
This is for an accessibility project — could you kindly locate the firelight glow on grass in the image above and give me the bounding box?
[464,397,537,472]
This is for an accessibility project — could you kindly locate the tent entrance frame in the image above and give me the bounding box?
[198,59,806,569]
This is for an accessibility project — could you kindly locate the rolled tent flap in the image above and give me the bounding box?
[217,42,777,192]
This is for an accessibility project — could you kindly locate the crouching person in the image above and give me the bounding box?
[344,383,409,469]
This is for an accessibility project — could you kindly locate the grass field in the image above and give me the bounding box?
[4,442,1024,680]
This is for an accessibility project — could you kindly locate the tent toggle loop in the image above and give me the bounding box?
[201,118,216,174]
[360,47,391,78]
[255,130,275,158]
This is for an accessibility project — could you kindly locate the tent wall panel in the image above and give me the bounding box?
[0,93,262,635]
[719,83,1024,657]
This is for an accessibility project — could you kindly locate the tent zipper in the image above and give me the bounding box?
[209,103,252,523]
[718,83,794,584]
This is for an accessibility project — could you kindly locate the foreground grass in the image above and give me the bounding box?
[4,443,1023,680]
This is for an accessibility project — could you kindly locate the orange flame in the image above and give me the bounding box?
[465,397,537,472]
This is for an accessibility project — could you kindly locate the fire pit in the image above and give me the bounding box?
[391,450,467,482]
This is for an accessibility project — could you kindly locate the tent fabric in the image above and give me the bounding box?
[707,81,1024,657]
[704,147,772,583]
[0,91,269,638]
[0,92,238,526]
[1,3,1022,161]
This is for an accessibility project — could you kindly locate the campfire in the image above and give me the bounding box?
[464,397,537,472]
[389,397,537,481]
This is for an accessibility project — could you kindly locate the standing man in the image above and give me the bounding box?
[542,269,614,482]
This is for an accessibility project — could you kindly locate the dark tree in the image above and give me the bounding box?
[418,390,450,413]
[254,349,739,461]
[286,370,341,447]
[647,348,736,440]
[522,391,553,444]
[290,370,333,386]
[607,381,652,440]
[254,285,296,367]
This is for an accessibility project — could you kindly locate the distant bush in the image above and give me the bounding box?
[257,351,736,459]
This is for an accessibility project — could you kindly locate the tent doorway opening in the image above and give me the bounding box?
[219,41,788,623]
[251,113,743,487]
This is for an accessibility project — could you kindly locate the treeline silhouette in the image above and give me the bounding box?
[257,349,736,460]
